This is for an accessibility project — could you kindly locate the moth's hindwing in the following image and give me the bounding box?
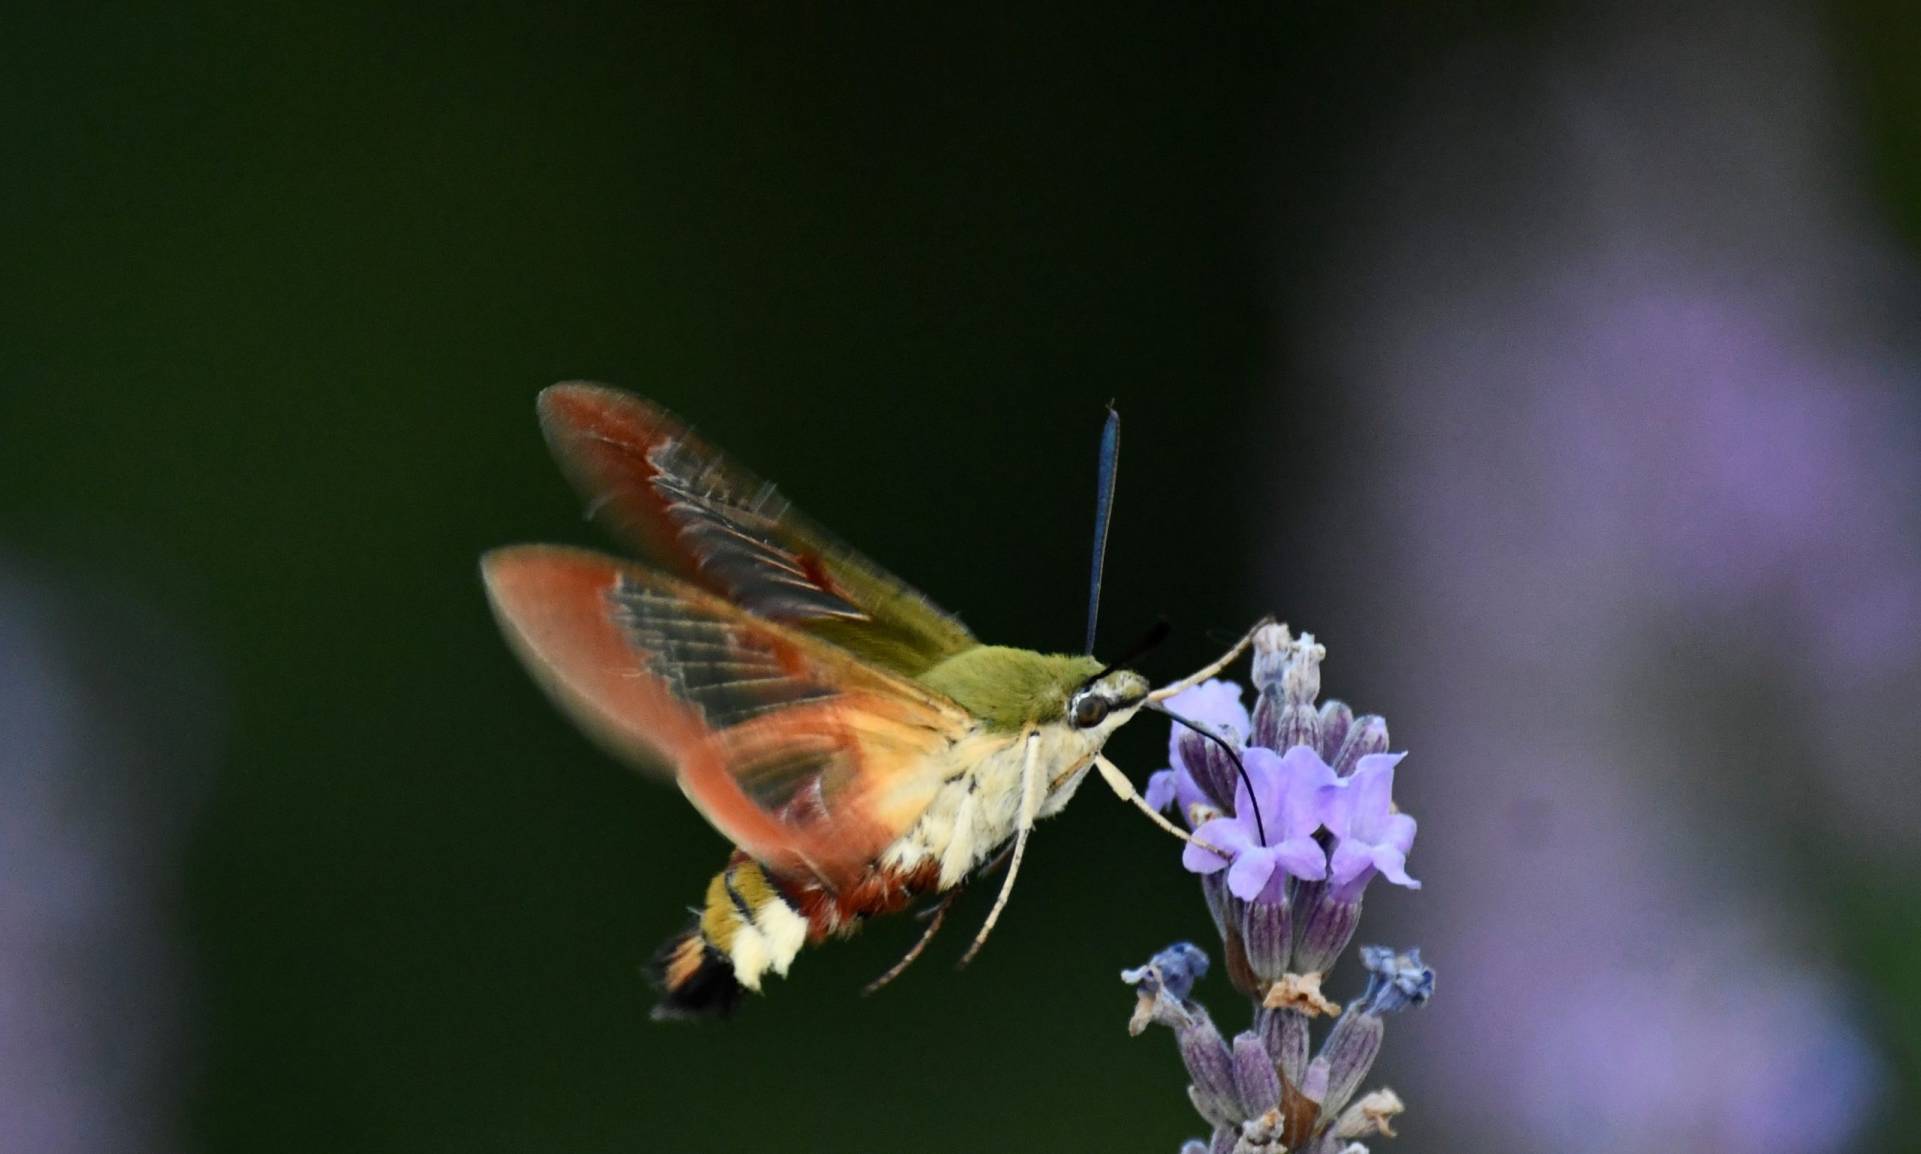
[482,545,975,888]
[537,383,977,677]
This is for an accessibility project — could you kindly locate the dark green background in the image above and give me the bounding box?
[6,5,1919,1152]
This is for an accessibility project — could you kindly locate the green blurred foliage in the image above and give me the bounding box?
[4,4,1918,1152]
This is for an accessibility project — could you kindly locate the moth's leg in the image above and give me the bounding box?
[1146,615,1275,703]
[973,840,1017,879]
[862,886,961,996]
[958,732,1042,969]
[1092,754,1221,854]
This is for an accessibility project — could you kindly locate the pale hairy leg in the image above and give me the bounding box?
[958,732,1042,969]
[1093,754,1221,854]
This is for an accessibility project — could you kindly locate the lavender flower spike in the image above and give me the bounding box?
[1183,746,1335,900]
[1319,754,1419,899]
[1127,623,1433,1153]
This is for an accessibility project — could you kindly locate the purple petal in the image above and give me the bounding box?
[1316,778,1355,839]
[1235,747,1287,833]
[1166,679,1251,739]
[1206,816,1257,853]
[1380,812,1417,856]
[1276,744,1340,784]
[1163,679,1250,767]
[1275,836,1329,882]
[1369,843,1420,889]
[1226,845,1280,900]
[1181,840,1228,875]
[1145,769,1177,813]
[1349,756,1398,812]
[1328,838,1376,887]
[1255,867,1292,905]
[1352,750,1407,779]
[1184,816,1252,874]
[1273,745,1339,839]
[1174,766,1213,827]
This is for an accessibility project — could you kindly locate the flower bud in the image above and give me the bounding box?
[1241,892,1293,984]
[1249,623,1297,688]
[1179,1141,1209,1154]
[1230,1031,1282,1117]
[1281,704,1322,756]
[1256,1006,1311,1087]
[1330,715,1388,777]
[1251,684,1284,751]
[1292,881,1363,975]
[1252,1006,1313,1082]
[1177,1010,1240,1127]
[1281,633,1322,706]
[1179,729,1243,811]
[1316,1008,1385,1119]
[1253,693,1322,753]
[1316,700,1353,764]
[1250,626,1326,754]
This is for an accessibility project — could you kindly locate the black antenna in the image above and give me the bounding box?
[1077,619,1171,690]
[1085,402,1121,655]
[1148,701,1269,846]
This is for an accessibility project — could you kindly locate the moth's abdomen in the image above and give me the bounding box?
[651,857,810,1018]
[649,852,943,1018]
[651,929,743,1020]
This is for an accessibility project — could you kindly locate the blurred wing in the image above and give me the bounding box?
[482,545,973,886]
[536,382,976,677]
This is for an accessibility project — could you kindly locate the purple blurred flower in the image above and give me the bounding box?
[1320,753,1420,899]
[1291,7,1902,1147]
[0,561,215,1154]
[1182,745,1335,900]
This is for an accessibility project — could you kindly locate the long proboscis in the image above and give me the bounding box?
[1147,701,1268,846]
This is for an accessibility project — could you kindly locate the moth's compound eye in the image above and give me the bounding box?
[1070,691,1110,729]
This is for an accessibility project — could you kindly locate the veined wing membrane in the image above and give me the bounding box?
[536,383,976,676]
[482,545,971,887]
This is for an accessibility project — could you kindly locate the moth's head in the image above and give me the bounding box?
[1065,666,1151,738]
[918,649,1150,736]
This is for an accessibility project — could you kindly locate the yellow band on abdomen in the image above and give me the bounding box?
[696,859,808,991]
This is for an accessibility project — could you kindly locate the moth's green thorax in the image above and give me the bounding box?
[916,646,1105,732]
